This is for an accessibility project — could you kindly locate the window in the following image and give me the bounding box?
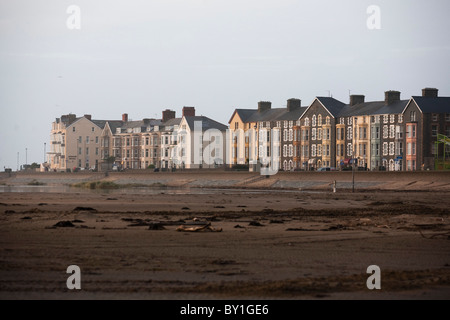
[383,142,388,156]
[395,142,403,156]
[325,128,330,140]
[73,127,76,132]
[283,129,287,142]
[95,147,98,156]
[347,127,353,140]
[276,121,281,128]
[446,114,450,122]
[317,144,322,156]
[383,115,388,123]
[78,136,82,143]
[389,125,395,139]
[348,117,352,125]
[407,143,412,156]
[304,117,310,126]
[340,118,345,125]
[234,122,239,130]
[312,128,317,140]
[311,145,316,157]
[326,117,331,125]
[325,144,330,156]
[389,142,394,156]
[383,125,388,139]
[289,129,293,141]
[318,115,322,126]
[267,130,271,142]
[412,142,416,155]
[304,129,309,141]
[372,143,380,156]
[432,114,438,122]
[398,115,403,123]
[283,145,287,157]
[86,147,89,155]
[78,147,81,155]
[432,144,437,155]
[289,121,293,128]
[289,145,293,157]
[432,125,438,137]
[373,126,380,139]
[390,115,395,123]
[359,127,367,139]
[92,127,95,132]
[410,111,416,122]
[95,136,99,144]
[145,149,149,157]
[318,128,322,140]
[395,126,403,139]
[347,143,353,156]
[312,115,317,127]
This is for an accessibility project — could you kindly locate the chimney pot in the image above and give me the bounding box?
[385,91,401,105]
[182,107,196,117]
[287,99,301,111]
[84,114,92,120]
[122,113,128,122]
[162,109,176,122]
[422,88,438,98]
[349,95,365,106]
[258,101,272,113]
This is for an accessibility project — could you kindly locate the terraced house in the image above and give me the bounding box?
[228,87,449,172]
[50,108,228,172]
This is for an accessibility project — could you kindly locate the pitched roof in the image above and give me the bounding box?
[315,97,347,117]
[411,96,450,113]
[229,109,257,124]
[338,100,409,117]
[274,107,307,121]
[161,117,181,127]
[185,116,228,131]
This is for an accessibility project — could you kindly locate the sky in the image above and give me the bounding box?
[0,0,449,170]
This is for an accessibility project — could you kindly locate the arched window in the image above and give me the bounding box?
[318,115,322,126]
[312,115,317,127]
[326,116,331,125]
[304,117,310,126]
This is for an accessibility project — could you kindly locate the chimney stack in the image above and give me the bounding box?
[287,98,301,112]
[162,109,176,122]
[422,88,438,98]
[84,114,92,120]
[385,91,401,105]
[258,101,272,113]
[122,113,128,122]
[349,95,365,106]
[182,107,196,117]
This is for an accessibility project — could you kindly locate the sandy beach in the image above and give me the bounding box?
[0,170,449,299]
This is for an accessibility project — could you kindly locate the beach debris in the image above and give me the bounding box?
[73,206,97,212]
[72,219,85,223]
[21,216,32,220]
[148,223,165,230]
[53,221,75,228]
[106,198,118,201]
[213,206,226,209]
[38,203,47,206]
[419,230,450,240]
[234,224,245,229]
[249,221,264,227]
[5,210,15,214]
[176,223,222,232]
[182,207,190,210]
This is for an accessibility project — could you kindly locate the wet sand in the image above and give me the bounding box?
[0,171,450,299]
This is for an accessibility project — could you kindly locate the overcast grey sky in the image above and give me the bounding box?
[0,0,449,169]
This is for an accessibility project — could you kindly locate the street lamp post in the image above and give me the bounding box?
[25,148,28,167]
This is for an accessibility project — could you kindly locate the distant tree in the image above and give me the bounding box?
[29,162,40,169]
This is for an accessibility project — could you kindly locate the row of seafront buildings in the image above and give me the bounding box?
[48,87,450,172]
